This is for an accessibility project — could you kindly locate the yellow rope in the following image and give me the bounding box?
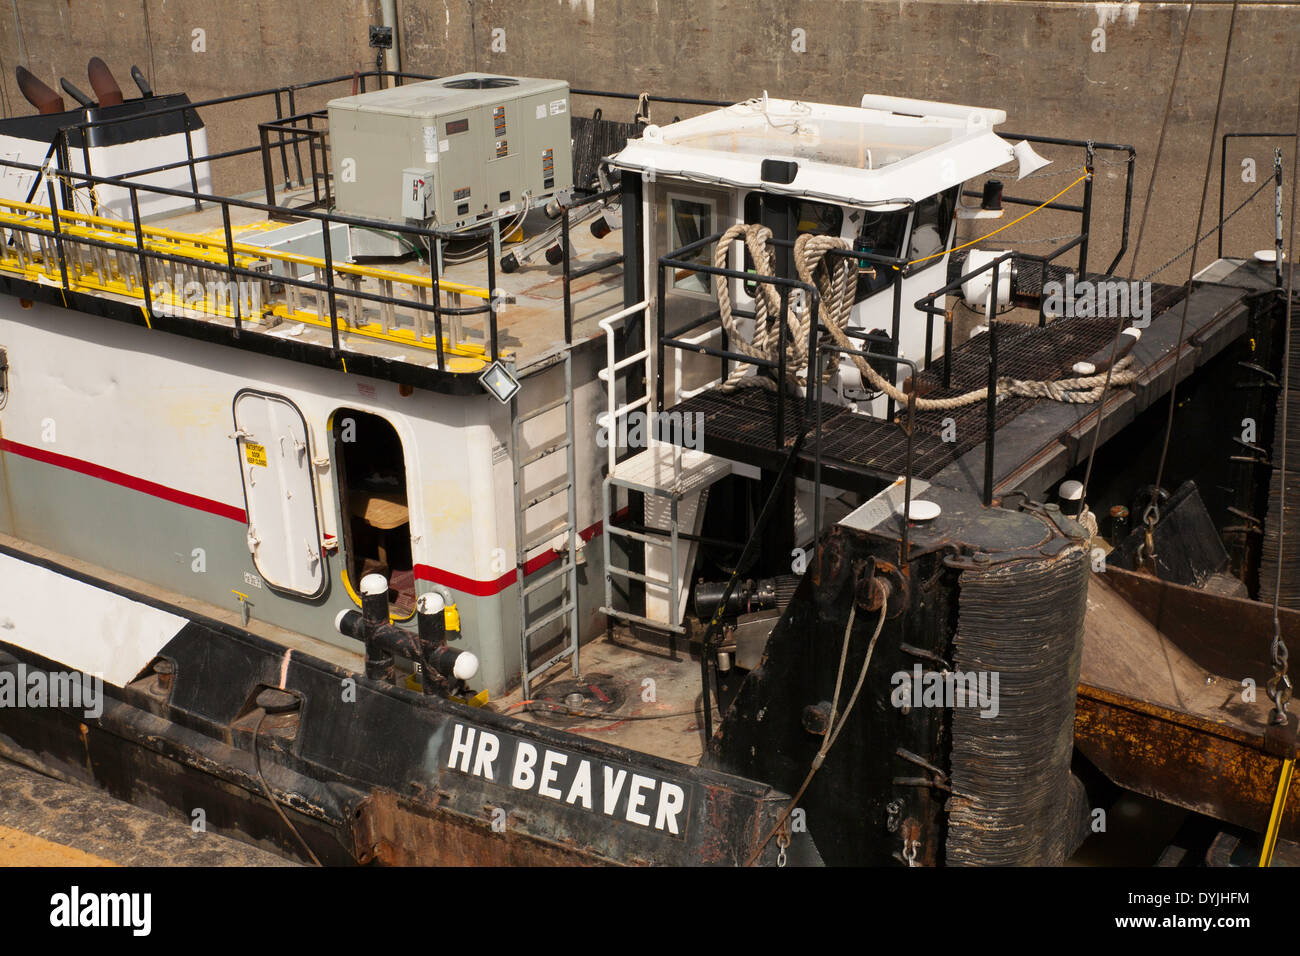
[1259,755,1294,867]
[900,173,1089,269]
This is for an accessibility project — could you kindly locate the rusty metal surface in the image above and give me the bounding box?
[1076,568,1300,839]
[1103,566,1298,688]
[1076,687,1300,841]
[0,543,817,866]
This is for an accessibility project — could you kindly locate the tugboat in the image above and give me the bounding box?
[0,52,1294,866]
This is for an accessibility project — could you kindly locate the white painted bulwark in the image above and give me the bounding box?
[0,551,187,687]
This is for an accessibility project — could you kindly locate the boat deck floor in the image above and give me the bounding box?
[665,264,1258,500]
[493,628,715,767]
[22,185,623,375]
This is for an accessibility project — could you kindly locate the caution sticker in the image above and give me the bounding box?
[244,442,267,467]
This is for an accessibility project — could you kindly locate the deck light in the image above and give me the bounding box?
[478,361,521,404]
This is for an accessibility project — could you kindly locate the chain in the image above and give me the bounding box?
[1268,632,1293,726]
[1139,177,1273,284]
[970,233,1081,247]
[1017,163,1089,184]
[776,827,789,868]
[902,836,919,867]
[1135,503,1160,572]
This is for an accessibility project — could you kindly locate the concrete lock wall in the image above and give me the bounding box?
[0,1,1296,280]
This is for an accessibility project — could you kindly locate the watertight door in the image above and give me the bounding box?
[232,391,326,597]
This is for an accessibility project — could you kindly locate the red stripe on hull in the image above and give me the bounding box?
[2,437,625,600]
[0,437,247,523]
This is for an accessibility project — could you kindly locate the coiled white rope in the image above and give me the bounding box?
[710,224,1139,409]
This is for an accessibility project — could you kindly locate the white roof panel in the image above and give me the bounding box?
[610,94,1017,206]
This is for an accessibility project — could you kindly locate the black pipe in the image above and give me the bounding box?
[130,65,153,97]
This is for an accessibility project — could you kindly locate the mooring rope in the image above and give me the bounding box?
[710,224,1139,409]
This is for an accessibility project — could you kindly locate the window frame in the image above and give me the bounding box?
[666,191,719,300]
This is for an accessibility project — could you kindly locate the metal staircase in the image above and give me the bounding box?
[596,300,730,634]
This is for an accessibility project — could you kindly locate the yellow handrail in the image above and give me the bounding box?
[0,198,498,367]
[0,197,494,300]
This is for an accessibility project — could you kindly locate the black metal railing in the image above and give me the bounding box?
[963,132,1135,279]
[259,109,332,217]
[1217,132,1297,275]
[560,184,625,348]
[914,249,1015,506]
[0,157,500,370]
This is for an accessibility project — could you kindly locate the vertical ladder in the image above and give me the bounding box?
[510,349,581,701]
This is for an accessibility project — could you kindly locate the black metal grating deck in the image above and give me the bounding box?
[668,305,1188,489]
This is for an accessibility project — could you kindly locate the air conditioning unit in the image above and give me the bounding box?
[327,73,574,256]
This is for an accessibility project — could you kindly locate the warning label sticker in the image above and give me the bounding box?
[244,442,267,467]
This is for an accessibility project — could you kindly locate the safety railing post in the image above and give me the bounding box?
[486,240,499,361]
[655,265,667,413]
[1079,143,1095,276]
[776,287,787,448]
[428,234,446,370]
[889,267,903,421]
[221,202,242,335]
[129,186,153,320]
[45,180,70,293]
[983,259,1001,506]
[562,206,573,345]
[321,218,340,355]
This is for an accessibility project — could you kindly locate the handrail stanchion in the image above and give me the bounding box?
[129,186,153,320]
[776,287,787,447]
[889,266,903,420]
[656,264,667,413]
[943,308,954,388]
[487,242,499,362]
[183,123,201,211]
[983,259,1001,506]
[221,202,242,335]
[1079,144,1094,276]
[321,218,341,355]
[900,358,917,567]
[561,205,573,345]
[429,232,446,370]
[272,90,291,188]
[45,180,70,293]
[813,316,823,546]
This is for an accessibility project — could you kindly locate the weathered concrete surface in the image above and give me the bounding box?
[0,1,1296,279]
[0,757,298,865]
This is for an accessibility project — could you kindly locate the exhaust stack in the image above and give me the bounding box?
[87,57,124,107]
[15,66,65,114]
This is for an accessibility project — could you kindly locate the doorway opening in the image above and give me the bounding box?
[332,408,416,618]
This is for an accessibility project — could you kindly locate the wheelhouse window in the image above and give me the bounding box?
[668,194,717,296]
[740,193,844,296]
[854,207,910,301]
[332,409,416,619]
[907,187,959,266]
